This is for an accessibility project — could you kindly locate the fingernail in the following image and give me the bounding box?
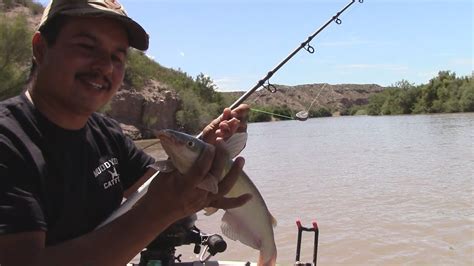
[237,157,245,168]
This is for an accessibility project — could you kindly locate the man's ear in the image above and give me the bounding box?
[32,32,47,65]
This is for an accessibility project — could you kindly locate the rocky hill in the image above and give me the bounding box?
[225,83,384,115]
[104,80,181,139]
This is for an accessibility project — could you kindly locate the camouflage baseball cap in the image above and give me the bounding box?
[38,0,149,50]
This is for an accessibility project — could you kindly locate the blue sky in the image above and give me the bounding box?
[38,0,472,91]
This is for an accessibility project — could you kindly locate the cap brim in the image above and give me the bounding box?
[59,9,149,51]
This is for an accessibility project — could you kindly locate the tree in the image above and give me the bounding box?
[195,73,216,101]
[309,107,332,117]
[459,77,474,112]
[367,93,385,115]
[249,106,272,122]
[366,71,471,116]
[175,90,204,133]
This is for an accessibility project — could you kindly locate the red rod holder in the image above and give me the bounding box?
[294,220,319,265]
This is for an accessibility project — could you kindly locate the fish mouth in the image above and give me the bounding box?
[157,130,173,144]
[157,130,185,147]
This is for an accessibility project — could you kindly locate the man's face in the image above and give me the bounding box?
[34,16,129,116]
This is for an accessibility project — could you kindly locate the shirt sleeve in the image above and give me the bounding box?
[0,140,47,235]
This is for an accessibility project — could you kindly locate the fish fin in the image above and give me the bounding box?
[271,214,277,228]
[258,250,277,266]
[203,207,218,216]
[148,160,175,173]
[224,132,248,158]
[198,175,219,194]
[221,211,261,250]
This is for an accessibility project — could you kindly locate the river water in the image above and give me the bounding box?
[143,113,474,265]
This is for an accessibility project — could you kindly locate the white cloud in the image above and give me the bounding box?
[179,51,185,57]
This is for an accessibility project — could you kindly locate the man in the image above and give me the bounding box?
[0,0,250,265]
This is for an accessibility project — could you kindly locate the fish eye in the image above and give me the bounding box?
[187,141,195,148]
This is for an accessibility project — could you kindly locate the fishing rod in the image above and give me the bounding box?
[222,0,364,124]
[141,0,363,148]
[100,0,363,229]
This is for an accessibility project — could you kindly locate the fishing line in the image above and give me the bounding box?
[307,84,327,112]
[206,0,363,127]
[144,1,362,148]
[250,108,295,120]
[111,1,365,230]
[145,0,362,148]
[295,83,328,121]
[219,0,364,115]
[247,88,299,121]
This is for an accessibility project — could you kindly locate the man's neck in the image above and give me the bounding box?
[26,89,90,130]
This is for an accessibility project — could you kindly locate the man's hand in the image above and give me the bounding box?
[145,139,251,221]
[202,104,250,145]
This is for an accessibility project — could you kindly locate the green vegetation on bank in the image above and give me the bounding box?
[238,71,473,122]
[126,50,226,132]
[1,1,472,132]
[352,72,473,116]
[0,14,32,101]
[247,105,332,122]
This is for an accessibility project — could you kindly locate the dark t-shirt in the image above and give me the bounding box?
[0,94,154,245]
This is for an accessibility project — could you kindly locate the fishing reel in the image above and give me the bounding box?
[138,214,227,266]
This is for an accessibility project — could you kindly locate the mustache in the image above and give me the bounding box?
[76,72,112,90]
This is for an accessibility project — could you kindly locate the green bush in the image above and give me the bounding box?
[175,89,204,132]
[272,106,293,120]
[309,107,332,117]
[459,78,474,112]
[0,14,32,100]
[354,109,367,115]
[365,71,472,116]
[124,50,227,133]
[125,50,161,89]
[249,106,273,122]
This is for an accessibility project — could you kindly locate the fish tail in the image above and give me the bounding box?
[258,250,277,266]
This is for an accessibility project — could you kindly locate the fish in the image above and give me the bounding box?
[155,129,277,266]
